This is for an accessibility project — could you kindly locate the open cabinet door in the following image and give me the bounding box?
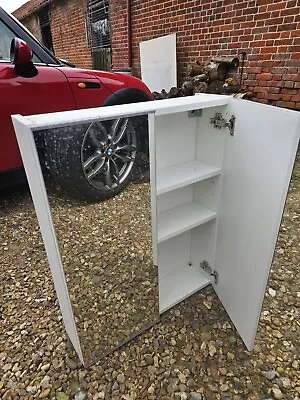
[214,99,300,350]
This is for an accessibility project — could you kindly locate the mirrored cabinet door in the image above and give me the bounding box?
[15,113,159,365]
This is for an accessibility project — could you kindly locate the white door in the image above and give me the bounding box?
[214,99,300,350]
[140,34,177,92]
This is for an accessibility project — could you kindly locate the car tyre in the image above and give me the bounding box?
[43,118,139,202]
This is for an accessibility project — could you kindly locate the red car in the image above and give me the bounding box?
[0,7,153,201]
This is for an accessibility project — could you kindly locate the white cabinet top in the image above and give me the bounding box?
[12,94,229,130]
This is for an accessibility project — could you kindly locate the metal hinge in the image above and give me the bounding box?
[200,260,218,284]
[188,109,203,118]
[210,113,236,136]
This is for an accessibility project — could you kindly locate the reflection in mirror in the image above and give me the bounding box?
[33,115,159,364]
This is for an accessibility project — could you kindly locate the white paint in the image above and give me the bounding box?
[158,232,212,313]
[214,99,300,350]
[158,202,217,243]
[18,95,228,130]
[193,177,222,212]
[12,115,84,364]
[191,220,218,275]
[148,114,158,266]
[12,94,300,361]
[157,184,193,214]
[140,34,177,92]
[159,263,212,313]
[157,160,221,195]
[195,106,228,168]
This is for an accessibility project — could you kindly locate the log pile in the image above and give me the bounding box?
[153,57,253,100]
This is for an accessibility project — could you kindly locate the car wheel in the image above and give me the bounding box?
[43,118,138,202]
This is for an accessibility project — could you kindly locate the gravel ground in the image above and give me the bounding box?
[0,154,299,400]
[46,183,158,365]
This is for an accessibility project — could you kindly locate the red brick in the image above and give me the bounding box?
[253,86,266,93]
[277,101,295,108]
[269,87,281,93]
[291,95,300,102]
[280,31,291,38]
[248,67,262,73]
[15,0,300,111]
[285,81,295,88]
[291,30,300,37]
[274,38,292,46]
[257,72,273,80]
[261,46,278,54]
[282,94,292,101]
[286,0,297,7]
[282,88,295,94]
[267,93,282,100]
[283,73,300,80]
[267,3,286,11]
[281,7,299,17]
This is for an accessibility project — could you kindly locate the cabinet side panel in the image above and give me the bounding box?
[12,116,84,364]
[214,100,300,350]
[155,112,197,170]
[149,114,158,265]
[195,106,228,168]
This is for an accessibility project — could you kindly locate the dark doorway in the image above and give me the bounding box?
[38,7,54,54]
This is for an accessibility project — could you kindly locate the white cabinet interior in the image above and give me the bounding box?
[154,107,227,313]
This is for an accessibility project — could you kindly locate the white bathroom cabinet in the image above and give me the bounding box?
[13,94,300,362]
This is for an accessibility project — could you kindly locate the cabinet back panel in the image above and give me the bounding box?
[155,112,197,170]
[196,106,227,168]
[190,220,217,272]
[158,231,191,280]
[157,186,193,213]
[193,176,222,212]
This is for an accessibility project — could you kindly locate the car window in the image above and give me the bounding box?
[0,19,13,60]
[0,19,41,63]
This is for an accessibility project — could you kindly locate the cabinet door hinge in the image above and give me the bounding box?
[200,260,218,284]
[210,113,236,136]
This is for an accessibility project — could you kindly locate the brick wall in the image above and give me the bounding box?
[15,0,92,69]
[21,14,42,42]
[110,0,300,109]
[49,0,92,69]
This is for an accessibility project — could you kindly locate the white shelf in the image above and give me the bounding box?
[158,202,217,243]
[157,160,221,195]
[159,265,212,313]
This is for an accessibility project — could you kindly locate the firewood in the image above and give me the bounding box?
[203,61,227,82]
[168,87,181,98]
[224,85,240,94]
[211,57,240,69]
[187,63,205,77]
[193,81,208,94]
[223,77,240,94]
[232,91,253,99]
[181,80,194,96]
[192,74,207,82]
[152,91,162,100]
[207,80,226,94]
[225,77,240,86]
[161,89,168,99]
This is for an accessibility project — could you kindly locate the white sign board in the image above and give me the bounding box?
[140,34,177,92]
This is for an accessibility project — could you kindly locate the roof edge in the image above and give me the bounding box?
[13,0,55,20]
